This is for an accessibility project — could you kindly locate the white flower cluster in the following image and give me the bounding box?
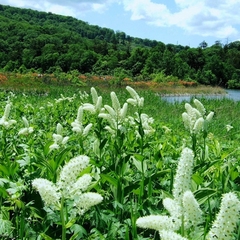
[32,155,103,215]
[96,86,151,137]
[182,99,214,135]
[98,91,128,135]
[136,147,240,239]
[226,124,233,132]
[139,113,155,135]
[55,94,76,103]
[207,192,240,240]
[18,116,34,136]
[57,155,90,195]
[71,106,92,135]
[125,86,156,137]
[74,192,104,215]
[173,148,194,202]
[127,112,155,138]
[49,123,69,150]
[79,90,89,102]
[136,215,178,232]
[0,103,16,128]
[182,190,203,230]
[136,148,202,239]
[160,230,188,240]
[32,178,60,207]
[126,86,144,108]
[82,87,102,114]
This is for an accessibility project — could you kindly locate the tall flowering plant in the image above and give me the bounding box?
[49,123,69,151]
[125,86,155,207]
[0,102,16,128]
[182,99,214,162]
[0,101,17,169]
[71,106,93,153]
[98,91,128,136]
[32,155,103,239]
[88,86,156,231]
[136,147,240,239]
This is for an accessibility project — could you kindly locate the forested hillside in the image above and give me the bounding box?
[1,4,240,88]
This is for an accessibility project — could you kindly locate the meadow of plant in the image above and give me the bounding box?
[0,84,239,239]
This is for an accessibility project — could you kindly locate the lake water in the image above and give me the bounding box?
[161,89,240,103]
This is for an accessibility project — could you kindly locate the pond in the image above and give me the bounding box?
[160,89,240,103]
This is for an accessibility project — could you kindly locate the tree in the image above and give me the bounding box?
[196,69,217,85]
[161,49,175,75]
[199,40,208,49]
[125,48,149,76]
[79,51,99,73]
[173,55,191,79]
[186,48,205,71]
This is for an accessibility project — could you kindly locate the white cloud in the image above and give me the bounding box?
[1,0,112,16]
[121,0,240,39]
[122,0,170,25]
[174,0,196,8]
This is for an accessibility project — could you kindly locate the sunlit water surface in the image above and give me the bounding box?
[160,89,240,103]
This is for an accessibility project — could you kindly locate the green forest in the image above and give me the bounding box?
[1,4,240,88]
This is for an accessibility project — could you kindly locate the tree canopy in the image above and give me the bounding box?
[1,4,240,88]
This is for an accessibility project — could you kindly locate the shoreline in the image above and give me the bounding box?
[158,92,227,97]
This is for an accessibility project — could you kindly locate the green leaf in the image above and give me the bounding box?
[133,153,145,162]
[0,165,10,176]
[0,178,9,186]
[100,138,108,149]
[9,162,19,176]
[54,147,71,170]
[66,218,76,229]
[151,169,171,180]
[70,224,87,239]
[113,200,124,209]
[161,190,173,199]
[132,188,140,195]
[43,141,52,156]
[101,174,118,187]
[40,233,53,240]
[79,165,91,176]
[131,156,147,173]
[194,188,217,205]
[192,173,204,185]
[230,171,239,181]
[15,199,25,209]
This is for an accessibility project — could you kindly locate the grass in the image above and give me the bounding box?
[0,72,239,239]
[0,72,226,95]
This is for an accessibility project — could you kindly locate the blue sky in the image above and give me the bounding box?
[1,0,240,47]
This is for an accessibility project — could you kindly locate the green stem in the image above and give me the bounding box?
[79,137,84,154]
[202,136,206,162]
[191,134,197,156]
[138,111,145,206]
[130,198,138,239]
[60,197,66,240]
[140,147,144,205]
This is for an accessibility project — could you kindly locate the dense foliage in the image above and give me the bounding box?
[0,85,239,239]
[1,4,240,88]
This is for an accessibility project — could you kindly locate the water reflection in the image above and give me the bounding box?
[225,89,240,101]
[161,89,240,103]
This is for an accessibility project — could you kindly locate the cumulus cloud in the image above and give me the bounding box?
[1,0,112,16]
[121,0,240,39]
[122,0,170,24]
